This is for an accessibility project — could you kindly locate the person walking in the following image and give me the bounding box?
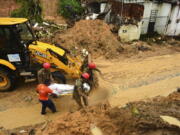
[36,79,57,115]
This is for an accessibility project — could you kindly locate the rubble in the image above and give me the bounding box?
[109,0,144,22]
[33,21,67,39]
[35,92,180,135]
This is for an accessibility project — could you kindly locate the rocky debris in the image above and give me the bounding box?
[36,103,111,135]
[160,115,180,127]
[107,92,180,135]
[109,0,144,22]
[137,44,152,51]
[53,20,124,59]
[34,92,180,135]
[33,22,67,39]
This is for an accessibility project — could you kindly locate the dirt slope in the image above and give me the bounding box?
[35,92,180,135]
[0,0,19,17]
[54,20,123,58]
[40,0,66,24]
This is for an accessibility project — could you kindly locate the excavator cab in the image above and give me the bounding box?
[0,18,38,91]
[0,18,88,92]
[0,18,34,70]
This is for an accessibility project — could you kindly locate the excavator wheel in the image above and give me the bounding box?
[0,68,15,92]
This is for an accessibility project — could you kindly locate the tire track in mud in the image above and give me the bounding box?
[125,72,180,89]
[100,71,180,89]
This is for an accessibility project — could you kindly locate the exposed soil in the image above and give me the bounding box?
[0,53,180,135]
[53,20,124,59]
[40,0,67,24]
[52,19,180,60]
[0,3,180,134]
[0,0,19,17]
[8,91,179,135]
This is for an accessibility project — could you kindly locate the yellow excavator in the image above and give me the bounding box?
[0,18,90,91]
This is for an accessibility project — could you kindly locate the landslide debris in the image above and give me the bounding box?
[54,20,124,58]
[35,91,180,135]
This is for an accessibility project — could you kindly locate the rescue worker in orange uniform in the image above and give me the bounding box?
[36,79,57,115]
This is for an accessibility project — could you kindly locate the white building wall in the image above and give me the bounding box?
[175,7,180,36]
[141,2,159,34]
[100,3,107,13]
[154,3,171,34]
[141,2,153,34]
[141,2,176,35]
[166,6,180,36]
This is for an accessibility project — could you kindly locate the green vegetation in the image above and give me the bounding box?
[59,0,84,19]
[11,0,42,22]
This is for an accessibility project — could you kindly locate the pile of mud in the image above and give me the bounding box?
[36,103,111,135]
[36,92,180,135]
[54,20,123,58]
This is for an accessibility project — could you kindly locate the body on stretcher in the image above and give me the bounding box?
[48,83,91,96]
[48,83,75,96]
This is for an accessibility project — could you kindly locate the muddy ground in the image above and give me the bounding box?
[1,91,179,135]
[0,48,180,135]
[0,2,180,134]
[0,19,180,134]
[36,91,180,135]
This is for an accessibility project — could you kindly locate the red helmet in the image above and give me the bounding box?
[88,63,96,69]
[82,73,90,79]
[43,63,51,69]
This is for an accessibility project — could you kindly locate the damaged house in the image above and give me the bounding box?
[82,0,144,41]
[82,0,180,41]
[142,0,180,36]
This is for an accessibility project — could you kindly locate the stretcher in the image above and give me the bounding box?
[48,83,91,96]
[48,83,75,96]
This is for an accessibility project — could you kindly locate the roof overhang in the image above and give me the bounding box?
[81,0,108,4]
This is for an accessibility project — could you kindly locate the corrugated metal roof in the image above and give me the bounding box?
[81,0,108,3]
[151,0,180,4]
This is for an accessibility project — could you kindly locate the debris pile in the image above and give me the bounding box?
[107,91,180,135]
[36,91,180,135]
[34,21,67,39]
[36,103,111,135]
[54,20,123,58]
[109,0,144,22]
